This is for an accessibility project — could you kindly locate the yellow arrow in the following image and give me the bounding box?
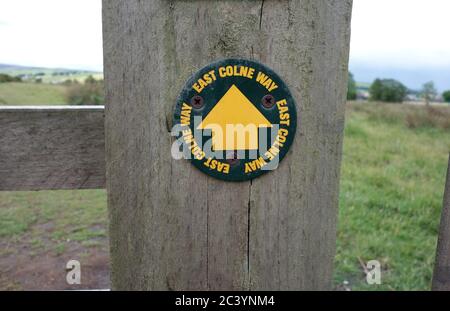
[198,84,272,150]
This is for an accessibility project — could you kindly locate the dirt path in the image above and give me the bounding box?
[0,224,110,290]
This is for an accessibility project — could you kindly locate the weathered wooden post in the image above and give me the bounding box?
[432,155,450,290]
[102,0,353,290]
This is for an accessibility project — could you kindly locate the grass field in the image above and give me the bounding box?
[0,101,449,290]
[335,102,450,290]
[0,82,67,105]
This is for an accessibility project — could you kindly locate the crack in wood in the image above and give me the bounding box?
[259,0,265,30]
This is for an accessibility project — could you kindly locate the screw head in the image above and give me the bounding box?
[262,94,275,108]
[226,150,240,166]
[190,95,204,109]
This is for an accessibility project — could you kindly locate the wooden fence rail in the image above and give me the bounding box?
[0,106,105,191]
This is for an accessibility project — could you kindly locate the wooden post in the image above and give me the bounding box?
[103,0,353,290]
[432,155,450,290]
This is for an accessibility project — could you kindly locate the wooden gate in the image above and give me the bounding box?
[0,0,353,290]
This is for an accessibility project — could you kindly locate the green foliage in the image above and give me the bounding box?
[442,90,450,103]
[84,75,97,85]
[369,78,407,103]
[65,75,104,105]
[61,79,78,86]
[0,73,22,83]
[421,81,437,104]
[347,72,357,100]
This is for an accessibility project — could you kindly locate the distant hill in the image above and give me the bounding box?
[350,62,450,93]
[0,64,23,70]
[0,63,101,74]
[0,64,103,83]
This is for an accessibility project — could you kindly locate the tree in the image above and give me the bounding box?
[0,73,22,83]
[369,79,383,100]
[347,72,357,100]
[369,78,407,103]
[421,81,437,106]
[84,75,97,84]
[443,90,450,103]
[65,77,104,105]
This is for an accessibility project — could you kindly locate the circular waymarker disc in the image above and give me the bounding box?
[173,58,297,182]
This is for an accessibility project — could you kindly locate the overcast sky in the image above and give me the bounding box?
[351,0,450,69]
[0,0,102,70]
[0,0,449,73]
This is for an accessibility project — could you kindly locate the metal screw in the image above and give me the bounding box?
[191,95,204,109]
[226,150,240,166]
[262,94,275,108]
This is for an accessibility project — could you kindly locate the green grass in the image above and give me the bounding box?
[0,190,107,255]
[335,102,450,290]
[0,101,449,290]
[0,82,67,105]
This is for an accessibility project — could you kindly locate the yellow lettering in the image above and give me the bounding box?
[180,103,192,126]
[269,82,278,92]
[204,158,212,167]
[276,100,290,126]
[218,66,255,79]
[279,106,289,114]
[204,158,230,174]
[209,70,217,81]
[248,68,255,79]
[203,74,212,84]
[193,83,202,93]
[193,70,217,93]
[244,157,268,173]
[279,128,289,137]
[182,128,205,160]
[256,71,268,84]
[219,66,227,78]
[276,99,287,108]
[256,71,278,92]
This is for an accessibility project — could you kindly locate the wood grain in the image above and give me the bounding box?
[432,155,450,290]
[0,106,105,191]
[103,0,352,290]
